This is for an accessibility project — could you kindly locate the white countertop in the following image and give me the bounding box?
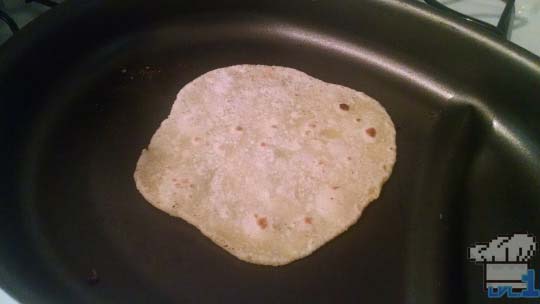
[435,0,540,56]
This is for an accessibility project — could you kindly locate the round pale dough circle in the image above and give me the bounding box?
[134,65,396,266]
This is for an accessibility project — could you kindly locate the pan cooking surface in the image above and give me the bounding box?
[1,1,539,303]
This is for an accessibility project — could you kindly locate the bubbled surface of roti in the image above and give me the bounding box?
[134,65,396,266]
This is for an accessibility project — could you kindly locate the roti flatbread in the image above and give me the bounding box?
[134,65,396,265]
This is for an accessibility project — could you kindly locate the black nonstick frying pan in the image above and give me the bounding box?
[1,1,539,303]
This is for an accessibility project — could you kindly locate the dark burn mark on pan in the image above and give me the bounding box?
[87,269,99,285]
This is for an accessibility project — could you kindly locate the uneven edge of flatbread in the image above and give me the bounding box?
[134,65,396,266]
[135,173,392,266]
[135,165,392,266]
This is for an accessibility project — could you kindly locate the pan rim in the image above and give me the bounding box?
[0,0,538,73]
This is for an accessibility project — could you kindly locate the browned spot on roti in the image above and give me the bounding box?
[257,217,268,229]
[339,103,350,111]
[304,217,313,224]
[175,178,192,188]
[366,127,377,137]
[235,126,243,131]
[331,186,340,190]
[260,142,267,147]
